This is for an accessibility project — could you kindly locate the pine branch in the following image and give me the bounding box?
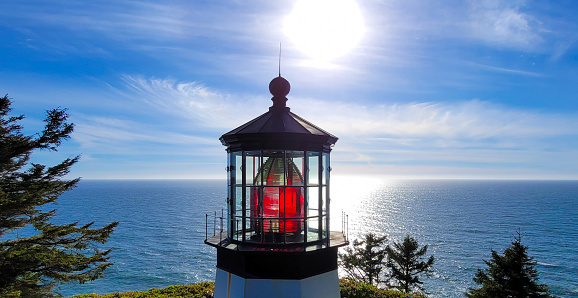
[0,95,118,296]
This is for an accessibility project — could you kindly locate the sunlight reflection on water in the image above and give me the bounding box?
[331,177,578,298]
[57,179,578,297]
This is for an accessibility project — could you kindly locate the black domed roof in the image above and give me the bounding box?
[220,76,337,152]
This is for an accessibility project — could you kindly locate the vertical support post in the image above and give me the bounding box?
[269,220,273,243]
[318,151,323,242]
[229,153,237,240]
[241,152,246,242]
[303,150,308,245]
[283,151,287,244]
[346,214,349,242]
[236,219,239,241]
[260,153,264,244]
[220,216,223,244]
[325,152,330,246]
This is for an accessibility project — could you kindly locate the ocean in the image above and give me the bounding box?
[55,178,578,297]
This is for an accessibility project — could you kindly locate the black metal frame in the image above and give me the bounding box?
[224,149,330,247]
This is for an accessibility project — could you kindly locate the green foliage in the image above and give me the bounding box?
[340,278,381,298]
[339,278,425,298]
[75,281,423,298]
[339,233,388,286]
[72,282,215,298]
[466,232,553,298]
[385,235,434,293]
[0,95,119,297]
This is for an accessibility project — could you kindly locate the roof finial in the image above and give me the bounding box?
[270,43,290,109]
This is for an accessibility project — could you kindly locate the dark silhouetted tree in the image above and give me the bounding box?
[385,234,434,293]
[339,233,388,286]
[0,94,118,297]
[466,232,553,298]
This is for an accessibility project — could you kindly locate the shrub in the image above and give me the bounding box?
[339,278,425,298]
[72,282,214,298]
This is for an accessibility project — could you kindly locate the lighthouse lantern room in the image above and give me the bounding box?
[205,75,348,298]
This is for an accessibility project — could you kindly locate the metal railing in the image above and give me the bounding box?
[205,208,348,247]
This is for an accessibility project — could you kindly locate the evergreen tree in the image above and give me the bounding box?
[385,234,434,293]
[0,95,118,297]
[466,232,553,298]
[338,233,388,286]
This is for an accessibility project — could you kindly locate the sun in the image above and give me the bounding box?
[283,0,365,62]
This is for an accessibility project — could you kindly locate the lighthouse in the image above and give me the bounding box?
[205,75,348,298]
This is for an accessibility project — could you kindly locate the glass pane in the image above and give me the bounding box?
[281,186,305,231]
[229,152,240,186]
[322,152,329,186]
[308,217,319,241]
[228,152,238,238]
[245,151,260,185]
[234,186,243,241]
[287,151,305,186]
[260,151,284,186]
[244,186,251,219]
[235,186,243,218]
[260,186,280,234]
[263,186,280,217]
[322,186,327,215]
[308,186,319,217]
[307,152,320,186]
[244,210,251,234]
[322,214,328,238]
[227,185,233,211]
[228,184,235,237]
[235,154,243,186]
[285,219,304,243]
[234,217,241,241]
[322,186,328,239]
[258,155,269,186]
[227,154,232,186]
[249,186,261,235]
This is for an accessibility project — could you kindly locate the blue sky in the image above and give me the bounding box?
[2,0,578,179]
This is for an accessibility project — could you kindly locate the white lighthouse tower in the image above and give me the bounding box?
[205,75,348,298]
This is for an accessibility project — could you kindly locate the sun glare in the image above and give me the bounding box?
[283,0,365,62]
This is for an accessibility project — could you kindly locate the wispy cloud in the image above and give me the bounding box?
[24,73,572,180]
[119,75,267,130]
[292,97,578,140]
[467,0,543,49]
[4,1,198,41]
[550,38,578,62]
[463,61,544,77]
[73,115,218,155]
[12,64,578,179]
[1,1,280,50]
[117,76,578,156]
